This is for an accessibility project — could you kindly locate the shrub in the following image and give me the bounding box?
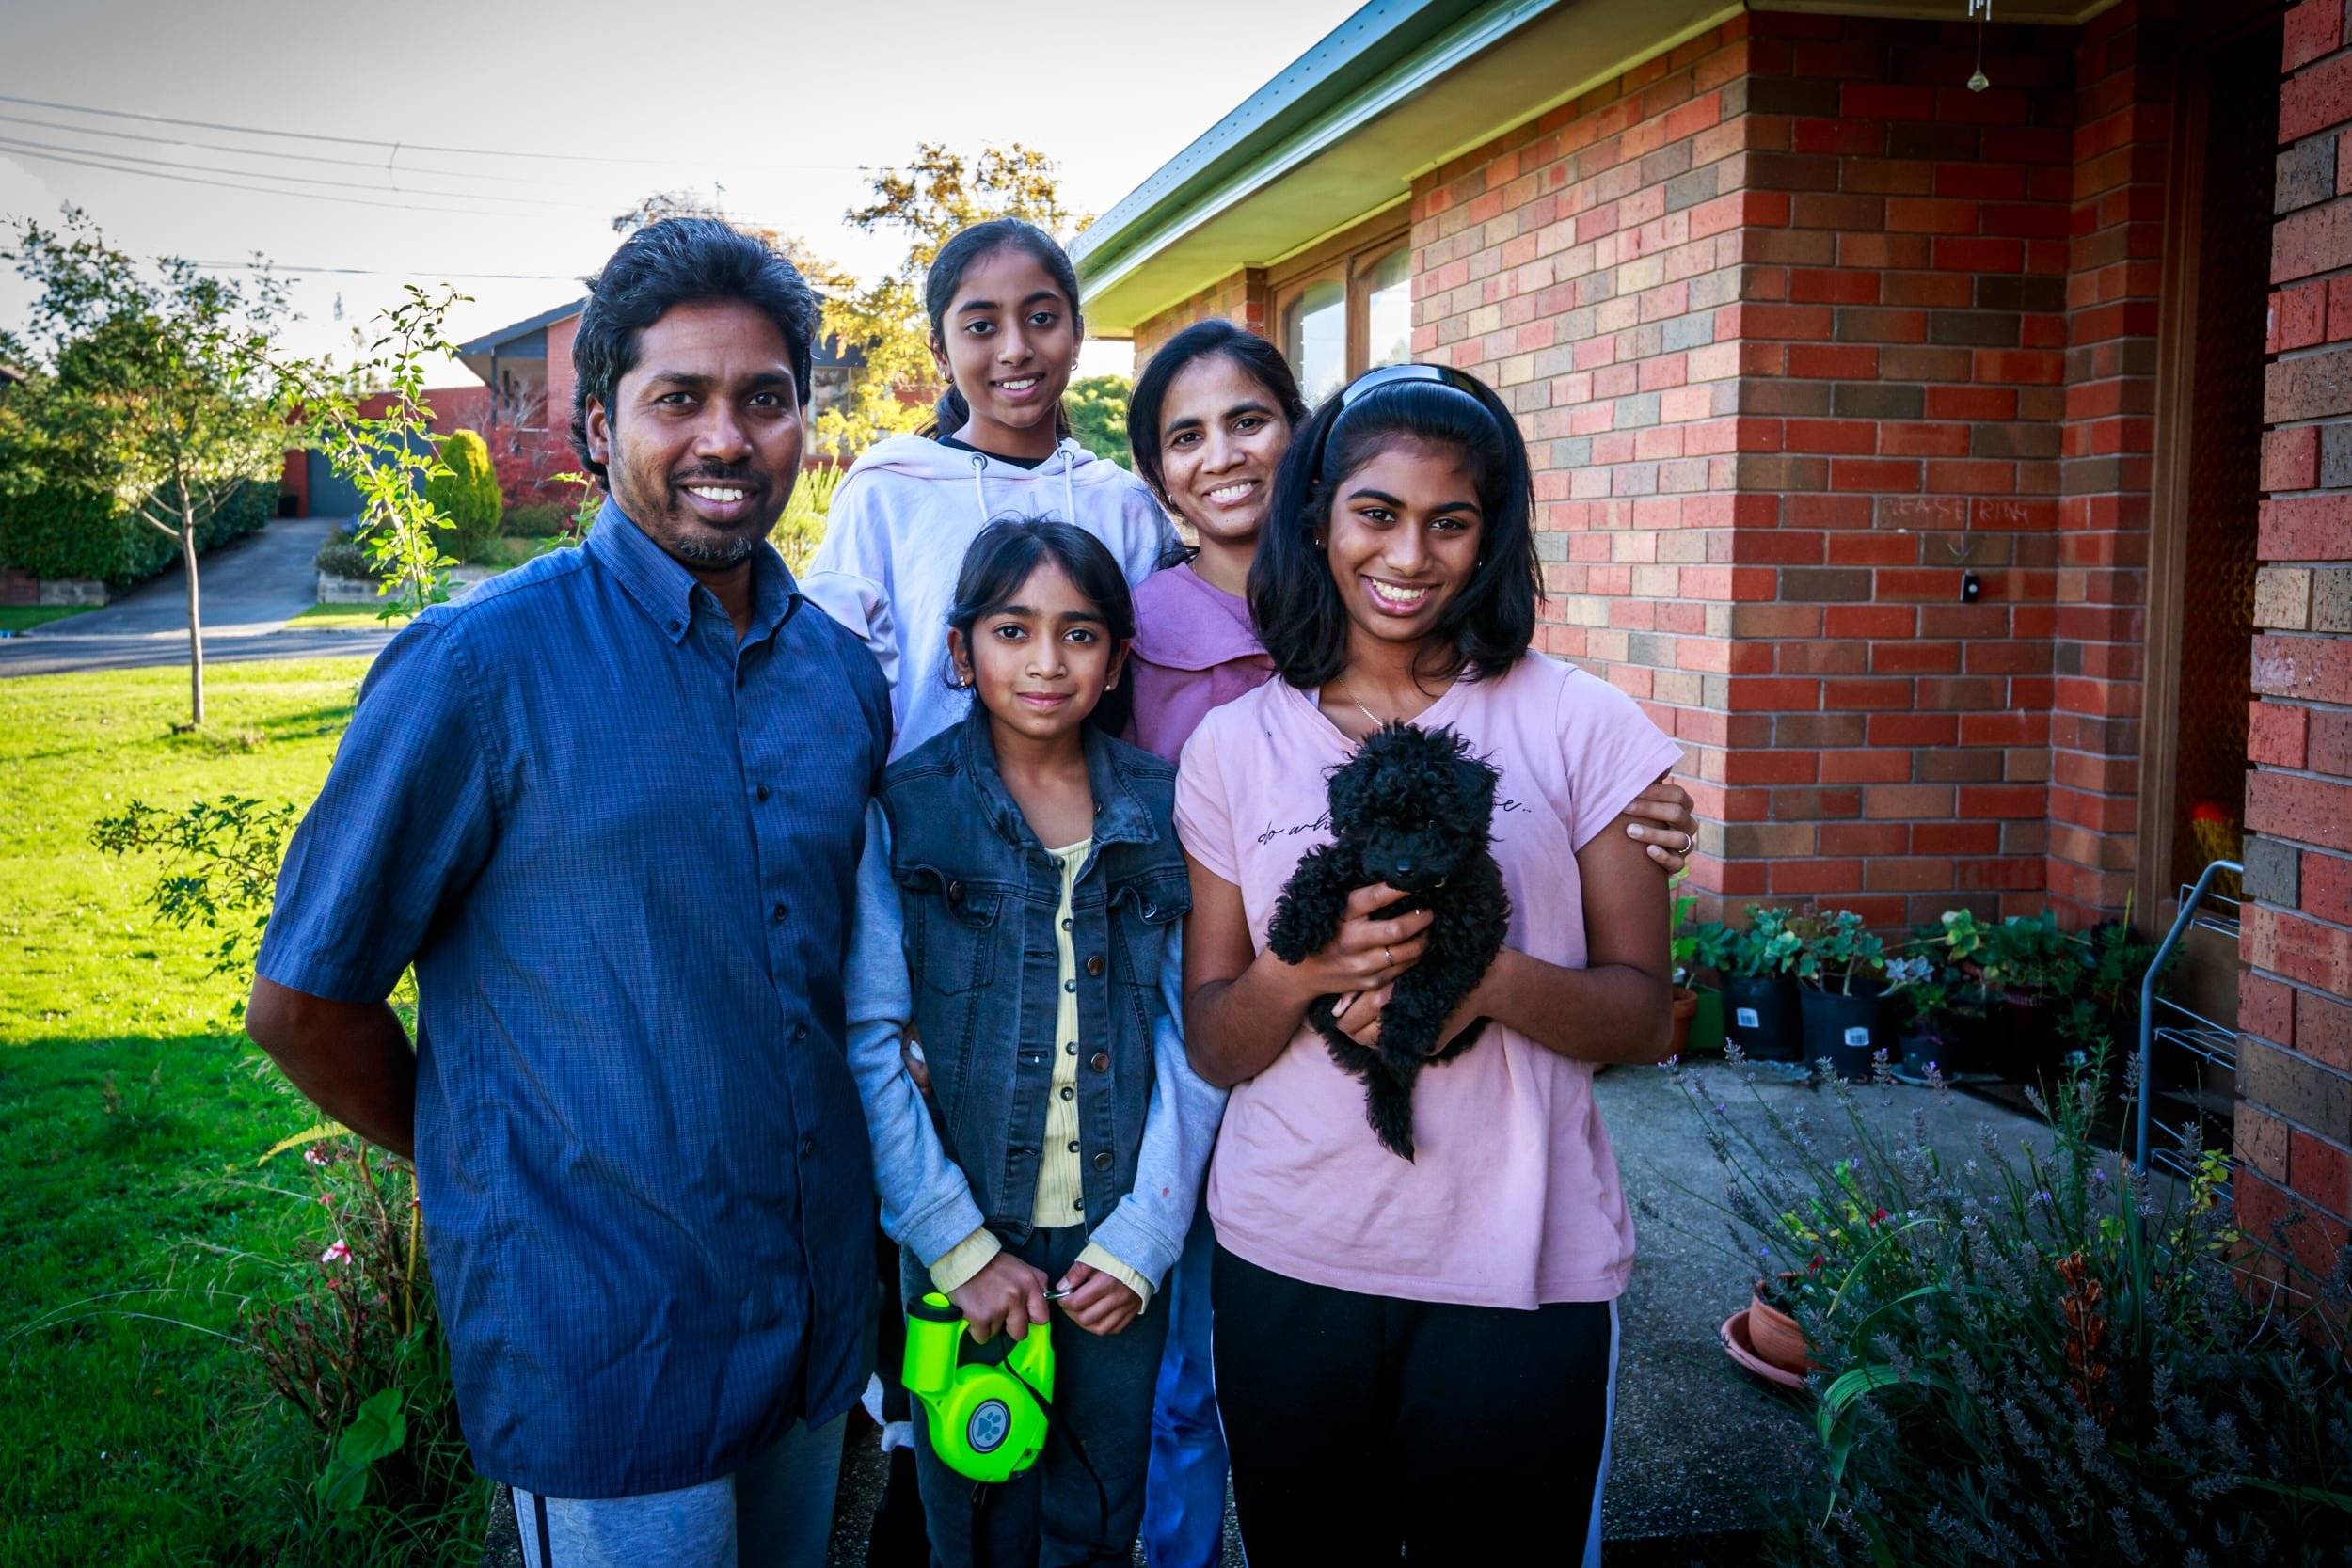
[1064,373,1132,469]
[0,475,277,585]
[315,538,384,582]
[423,431,501,564]
[1669,1052,2352,1567]
[771,463,843,575]
[503,499,572,538]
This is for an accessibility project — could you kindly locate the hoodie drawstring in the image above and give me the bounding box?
[963,441,1080,526]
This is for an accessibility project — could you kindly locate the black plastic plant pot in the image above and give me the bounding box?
[1722,974,1801,1061]
[1898,1031,1950,1081]
[1800,983,1888,1082]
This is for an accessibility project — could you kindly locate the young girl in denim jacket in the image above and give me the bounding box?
[843,518,1225,1567]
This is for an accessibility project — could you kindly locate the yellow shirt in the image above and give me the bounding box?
[927,839,1153,1311]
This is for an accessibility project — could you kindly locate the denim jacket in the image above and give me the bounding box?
[843,705,1226,1291]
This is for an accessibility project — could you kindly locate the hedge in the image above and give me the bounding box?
[425,430,503,563]
[0,475,279,587]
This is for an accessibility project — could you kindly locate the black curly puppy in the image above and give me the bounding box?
[1266,721,1511,1159]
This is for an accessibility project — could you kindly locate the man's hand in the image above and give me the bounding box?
[946,1253,1050,1343]
[1623,774,1699,871]
[1053,1261,1142,1337]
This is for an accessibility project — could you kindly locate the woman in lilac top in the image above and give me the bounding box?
[1121,325,1701,1568]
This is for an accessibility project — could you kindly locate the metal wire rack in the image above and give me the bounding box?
[2135,861,2242,1179]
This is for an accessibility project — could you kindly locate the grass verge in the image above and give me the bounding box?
[0,604,103,633]
[0,657,456,1565]
[283,602,413,630]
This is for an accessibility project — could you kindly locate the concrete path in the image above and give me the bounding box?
[0,517,399,678]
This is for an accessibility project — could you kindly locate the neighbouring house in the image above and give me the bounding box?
[288,297,864,517]
[1076,0,2351,1284]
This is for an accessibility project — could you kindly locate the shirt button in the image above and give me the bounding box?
[772,902,788,923]
[1058,1085,1074,1102]
[794,1024,809,1043]
[755,784,771,801]
[1089,1052,1110,1073]
[1063,1041,1076,1056]
[1063,978,1076,994]
[799,1134,818,1160]
[1085,955,1105,977]
[1092,1150,1113,1173]
[1066,1140,1079,1154]
[667,619,682,634]
[1073,1197,1085,1212]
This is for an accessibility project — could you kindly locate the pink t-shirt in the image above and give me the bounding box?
[1173,655,1683,1308]
[1126,563,1277,765]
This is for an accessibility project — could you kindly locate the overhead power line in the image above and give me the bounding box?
[0,133,609,210]
[0,91,882,173]
[0,141,562,218]
[0,109,558,185]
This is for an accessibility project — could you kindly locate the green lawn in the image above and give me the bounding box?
[0,604,101,633]
[284,602,412,630]
[0,658,411,1565]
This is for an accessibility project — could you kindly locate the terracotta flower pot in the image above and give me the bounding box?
[1670,986,1700,1055]
[1747,1281,1817,1377]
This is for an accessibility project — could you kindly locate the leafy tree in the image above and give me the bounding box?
[1064,374,1132,469]
[424,429,501,562]
[3,209,286,724]
[271,286,472,620]
[607,189,855,299]
[816,143,1086,458]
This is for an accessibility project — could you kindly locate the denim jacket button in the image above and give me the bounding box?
[1089,1052,1110,1073]
[1085,954,1105,977]
[946,879,963,904]
[1091,1150,1113,1172]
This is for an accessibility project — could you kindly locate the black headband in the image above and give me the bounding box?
[1311,362,1506,480]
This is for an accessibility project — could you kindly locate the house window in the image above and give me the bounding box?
[1273,227,1414,405]
[1282,275,1347,404]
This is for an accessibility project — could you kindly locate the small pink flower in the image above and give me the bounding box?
[304,1147,329,1166]
[320,1240,351,1265]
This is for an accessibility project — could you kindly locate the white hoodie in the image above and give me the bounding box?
[803,434,1175,759]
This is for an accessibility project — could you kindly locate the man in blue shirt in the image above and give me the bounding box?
[247,218,890,1568]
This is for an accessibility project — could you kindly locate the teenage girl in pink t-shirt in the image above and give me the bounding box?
[1173,361,1683,1567]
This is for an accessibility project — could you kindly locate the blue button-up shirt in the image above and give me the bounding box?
[256,504,890,1498]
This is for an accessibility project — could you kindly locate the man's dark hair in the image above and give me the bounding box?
[568,217,820,485]
[1248,367,1540,690]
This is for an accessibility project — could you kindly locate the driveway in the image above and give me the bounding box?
[0,517,398,678]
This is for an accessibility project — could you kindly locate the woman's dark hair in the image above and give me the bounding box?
[1248,365,1540,689]
[569,216,820,485]
[946,517,1136,730]
[1127,320,1309,508]
[924,219,1081,441]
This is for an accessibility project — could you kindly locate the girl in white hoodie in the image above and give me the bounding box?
[804,219,1174,758]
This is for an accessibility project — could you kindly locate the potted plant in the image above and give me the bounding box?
[1671,897,1731,1056]
[1932,910,2085,1081]
[1791,910,1886,1081]
[1883,953,1958,1081]
[1721,905,1804,1063]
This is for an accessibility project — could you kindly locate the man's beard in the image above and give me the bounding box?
[670,530,758,566]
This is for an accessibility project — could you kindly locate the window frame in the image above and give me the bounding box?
[1268,215,1413,397]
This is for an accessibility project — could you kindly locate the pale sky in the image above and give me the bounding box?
[0,0,1361,382]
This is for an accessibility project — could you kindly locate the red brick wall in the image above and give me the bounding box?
[1133,268,1268,367]
[2239,0,2352,1282]
[2053,6,2172,922]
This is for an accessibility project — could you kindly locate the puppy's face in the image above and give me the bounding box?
[1327,724,1499,893]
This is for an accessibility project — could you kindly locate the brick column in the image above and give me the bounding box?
[1133,267,1269,366]
[2238,0,2352,1280]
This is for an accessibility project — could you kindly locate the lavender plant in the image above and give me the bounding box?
[1669,1050,2352,1566]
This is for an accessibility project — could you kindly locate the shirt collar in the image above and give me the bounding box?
[587,497,798,645]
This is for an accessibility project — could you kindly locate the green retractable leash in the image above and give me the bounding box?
[901,1290,1111,1558]
[902,1291,1054,1483]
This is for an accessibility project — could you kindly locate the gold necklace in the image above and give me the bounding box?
[1333,682,1392,733]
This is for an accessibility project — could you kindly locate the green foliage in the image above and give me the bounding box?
[1791,909,1885,996]
[770,462,843,574]
[1064,373,1132,468]
[315,535,384,581]
[87,793,297,991]
[1724,905,1805,979]
[503,499,573,537]
[316,1389,405,1516]
[423,429,501,563]
[0,473,278,585]
[1672,1053,2352,1567]
[815,143,1085,458]
[274,286,471,620]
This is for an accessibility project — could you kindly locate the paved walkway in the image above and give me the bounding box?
[0,517,398,678]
